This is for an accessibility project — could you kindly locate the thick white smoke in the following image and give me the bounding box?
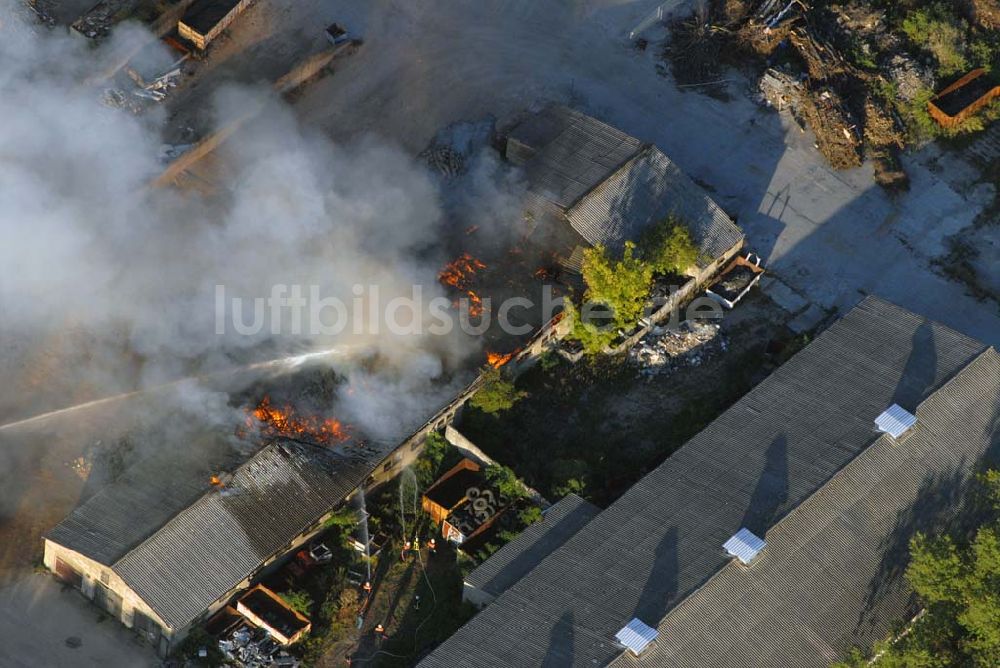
[0,7,499,442]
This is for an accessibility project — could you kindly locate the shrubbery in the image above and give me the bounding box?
[470,366,527,414]
[901,3,969,77]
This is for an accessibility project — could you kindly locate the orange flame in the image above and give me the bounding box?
[486,352,513,368]
[246,396,350,446]
[439,253,486,317]
[210,474,222,486]
[486,348,521,368]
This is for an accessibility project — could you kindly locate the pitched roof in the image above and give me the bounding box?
[45,433,239,566]
[465,494,600,600]
[113,440,377,630]
[513,106,643,210]
[48,434,388,631]
[510,107,742,263]
[566,146,743,260]
[611,347,1000,668]
[419,296,995,668]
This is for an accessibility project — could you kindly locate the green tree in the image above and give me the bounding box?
[470,366,527,414]
[580,241,654,327]
[322,506,359,531]
[567,241,654,355]
[639,215,700,276]
[833,471,1000,668]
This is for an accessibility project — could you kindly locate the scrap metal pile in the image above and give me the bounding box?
[218,624,300,668]
[667,1,918,190]
[102,59,186,114]
[629,321,727,377]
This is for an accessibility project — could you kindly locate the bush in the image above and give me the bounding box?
[414,430,451,488]
[901,4,968,77]
[470,366,527,414]
[639,215,700,276]
[484,463,528,502]
[279,589,313,616]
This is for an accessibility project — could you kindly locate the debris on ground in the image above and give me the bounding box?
[796,85,863,169]
[218,624,300,667]
[886,54,936,103]
[628,321,728,376]
[26,0,56,27]
[419,118,496,177]
[664,0,963,190]
[970,0,1000,30]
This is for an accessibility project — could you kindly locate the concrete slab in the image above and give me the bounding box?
[787,303,827,335]
[761,277,809,314]
[0,575,158,668]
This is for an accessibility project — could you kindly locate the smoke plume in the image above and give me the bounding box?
[0,7,504,444]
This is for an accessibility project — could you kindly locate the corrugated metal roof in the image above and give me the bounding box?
[566,146,743,261]
[111,439,379,630]
[875,404,918,438]
[615,618,658,656]
[419,296,995,668]
[465,494,599,599]
[511,108,742,266]
[611,347,1000,668]
[45,433,239,566]
[722,528,766,565]
[514,106,644,210]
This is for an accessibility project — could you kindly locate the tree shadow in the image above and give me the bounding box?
[541,610,575,668]
[853,466,968,638]
[740,434,789,536]
[892,322,938,412]
[855,408,1000,640]
[632,526,678,624]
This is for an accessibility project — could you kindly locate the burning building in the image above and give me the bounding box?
[507,106,744,285]
[42,433,388,656]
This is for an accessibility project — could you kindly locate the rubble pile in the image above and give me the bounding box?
[797,87,863,169]
[218,625,300,667]
[668,0,935,189]
[102,66,182,113]
[629,321,727,376]
[970,0,1000,30]
[887,55,936,103]
[420,146,466,177]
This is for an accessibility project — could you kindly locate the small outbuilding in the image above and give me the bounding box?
[236,585,311,645]
[179,0,255,50]
[421,458,485,525]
